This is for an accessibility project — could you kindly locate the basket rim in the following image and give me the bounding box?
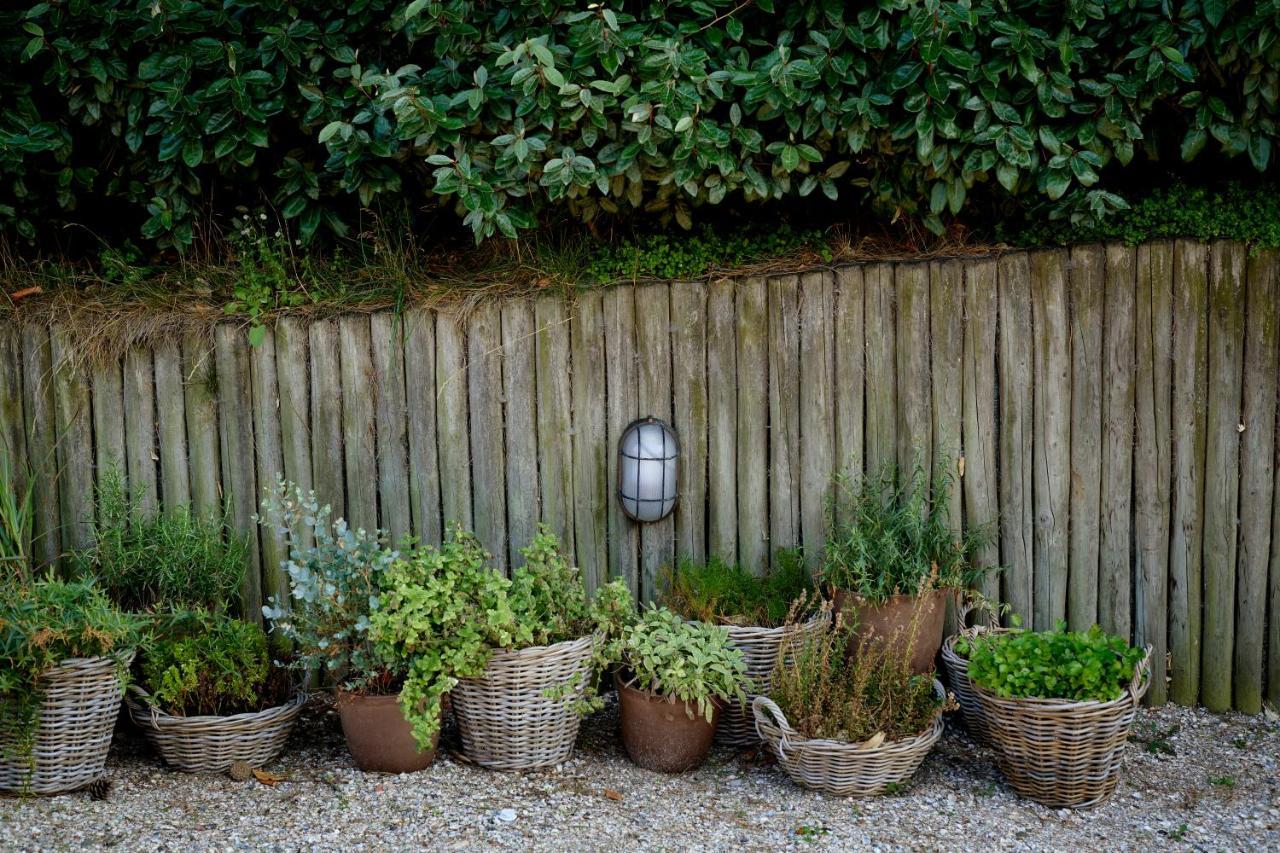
[700,610,832,640]
[484,631,596,662]
[125,685,307,728]
[38,650,136,675]
[967,647,1152,712]
[753,679,947,754]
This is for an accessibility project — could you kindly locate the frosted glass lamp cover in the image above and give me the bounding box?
[617,417,679,522]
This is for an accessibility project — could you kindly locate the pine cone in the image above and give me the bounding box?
[228,760,254,782]
[84,777,112,801]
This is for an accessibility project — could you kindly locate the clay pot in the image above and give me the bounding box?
[616,674,719,773]
[832,587,953,674]
[335,690,437,774]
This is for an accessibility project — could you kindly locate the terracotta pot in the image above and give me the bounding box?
[335,690,437,774]
[831,587,952,674]
[616,674,719,773]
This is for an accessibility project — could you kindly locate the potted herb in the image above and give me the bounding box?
[753,617,951,797]
[957,625,1150,808]
[259,483,427,774]
[612,606,750,773]
[661,551,827,746]
[0,576,142,795]
[820,467,992,673]
[373,525,633,771]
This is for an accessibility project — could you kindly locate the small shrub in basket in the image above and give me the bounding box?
[753,615,952,797]
[956,624,1151,808]
[660,551,827,746]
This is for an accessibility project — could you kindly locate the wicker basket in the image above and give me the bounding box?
[0,652,134,795]
[753,680,946,797]
[126,686,306,773]
[718,614,830,747]
[940,626,1011,747]
[451,634,595,771]
[974,648,1152,809]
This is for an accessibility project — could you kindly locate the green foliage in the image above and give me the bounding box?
[583,226,826,284]
[661,550,814,628]
[769,617,945,743]
[0,455,33,584]
[820,466,994,604]
[258,481,401,693]
[956,623,1145,702]
[140,610,278,717]
[77,470,247,613]
[1003,181,1280,249]
[4,1,1280,248]
[612,606,749,724]
[372,525,633,748]
[0,576,142,786]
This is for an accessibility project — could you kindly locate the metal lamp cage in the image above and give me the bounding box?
[617,417,679,522]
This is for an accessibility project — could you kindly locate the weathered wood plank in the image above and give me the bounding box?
[339,315,378,535]
[1167,240,1207,706]
[1234,249,1277,713]
[671,281,708,566]
[706,279,737,562]
[153,340,191,513]
[21,327,60,567]
[636,283,674,601]
[371,312,411,545]
[1201,241,1245,712]
[501,299,539,567]
[1135,241,1174,706]
[122,343,157,519]
[736,278,769,573]
[308,319,345,520]
[534,295,573,557]
[798,270,834,571]
[468,302,507,572]
[181,334,220,519]
[571,291,609,590]
[864,263,896,481]
[1068,245,1104,629]
[604,286,640,594]
[895,262,931,479]
[929,260,963,529]
[1272,386,1280,708]
[1099,244,1136,639]
[436,313,473,531]
[274,318,312,509]
[768,274,801,554]
[0,325,26,482]
[833,266,864,509]
[998,252,1034,625]
[249,330,287,606]
[214,325,261,622]
[403,307,441,545]
[1030,250,1071,630]
[49,326,94,552]
[962,258,1000,604]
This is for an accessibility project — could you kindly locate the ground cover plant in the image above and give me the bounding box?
[661,550,814,627]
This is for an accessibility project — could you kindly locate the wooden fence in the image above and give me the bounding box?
[1,240,1277,713]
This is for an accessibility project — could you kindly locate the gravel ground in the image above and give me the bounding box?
[2,698,1277,851]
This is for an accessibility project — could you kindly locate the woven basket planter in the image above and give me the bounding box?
[974,648,1151,809]
[752,680,946,797]
[940,627,1012,747]
[717,614,830,747]
[451,634,595,771]
[0,652,134,795]
[125,686,306,773]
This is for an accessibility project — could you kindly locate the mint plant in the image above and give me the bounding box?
[957,624,1146,703]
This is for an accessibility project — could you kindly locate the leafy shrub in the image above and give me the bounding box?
[140,610,284,717]
[612,606,750,723]
[0,576,142,784]
[583,226,826,284]
[258,481,401,693]
[820,467,993,604]
[956,624,1145,702]
[661,550,814,627]
[770,617,946,743]
[3,1,1280,248]
[78,471,247,613]
[372,525,633,748]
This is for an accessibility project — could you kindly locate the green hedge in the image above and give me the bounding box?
[3,1,1279,249]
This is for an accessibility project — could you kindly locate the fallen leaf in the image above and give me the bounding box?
[603,789,623,801]
[856,732,886,751]
[252,769,287,787]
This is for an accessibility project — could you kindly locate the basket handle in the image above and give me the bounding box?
[955,592,1001,633]
[127,684,165,729]
[752,695,794,758]
[1128,646,1154,707]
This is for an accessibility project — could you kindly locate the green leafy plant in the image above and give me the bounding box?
[583,226,827,284]
[0,576,143,787]
[372,525,634,748]
[661,550,815,627]
[769,616,947,744]
[0,455,32,584]
[956,624,1146,702]
[820,466,994,604]
[77,470,247,614]
[611,605,750,724]
[258,481,401,694]
[139,609,285,717]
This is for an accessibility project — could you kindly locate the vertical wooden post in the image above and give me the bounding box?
[403,307,442,546]
[501,299,539,567]
[339,315,378,535]
[998,252,1034,625]
[467,302,507,572]
[571,291,608,589]
[122,344,157,518]
[736,278,769,573]
[1099,244,1136,639]
[181,333,221,520]
[435,312,472,531]
[833,266,865,513]
[250,330,287,605]
[1068,245,1104,629]
[706,279,738,563]
[671,281,708,566]
[637,282,674,601]
[215,325,261,622]
[50,326,94,553]
[798,271,834,571]
[534,295,574,558]
[153,339,191,512]
[371,312,412,546]
[768,274,801,554]
[929,259,963,529]
[604,286,639,594]
[308,319,346,520]
[895,262,931,480]
[962,258,1000,604]
[864,263,896,482]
